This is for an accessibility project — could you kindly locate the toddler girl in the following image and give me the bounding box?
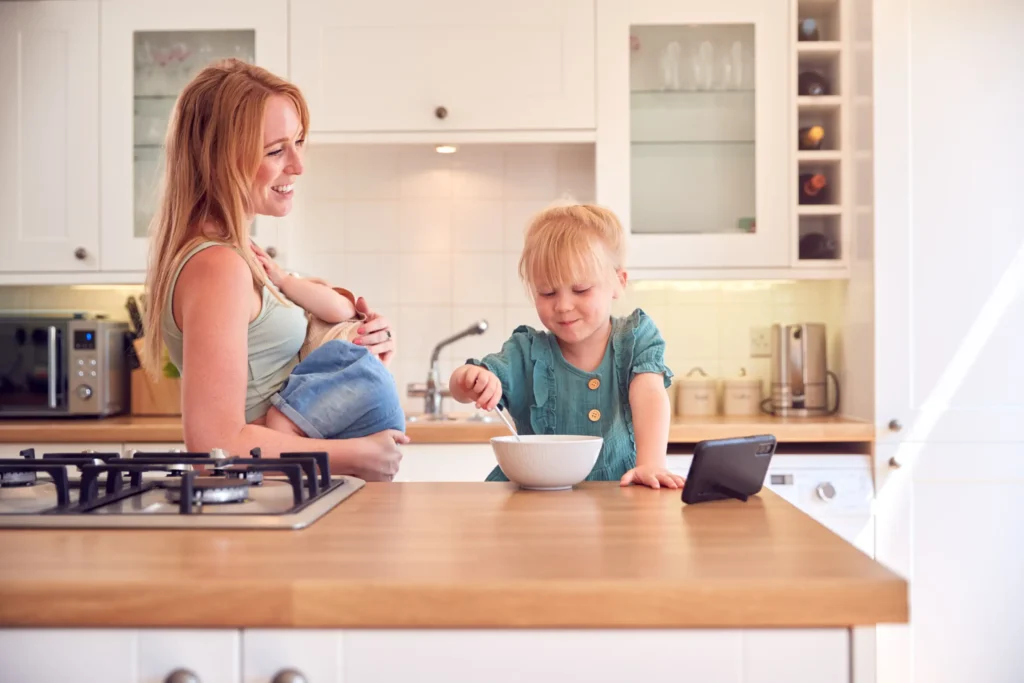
[251,242,406,441]
[449,204,683,489]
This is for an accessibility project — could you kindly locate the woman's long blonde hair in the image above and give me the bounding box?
[142,58,309,376]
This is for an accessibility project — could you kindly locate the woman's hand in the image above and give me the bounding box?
[451,365,503,411]
[620,465,685,490]
[353,297,396,367]
[250,241,288,288]
[350,429,409,481]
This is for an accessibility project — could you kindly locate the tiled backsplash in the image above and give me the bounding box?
[0,142,848,414]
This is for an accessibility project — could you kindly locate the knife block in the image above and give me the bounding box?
[130,338,182,416]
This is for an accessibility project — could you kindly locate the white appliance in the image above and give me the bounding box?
[666,451,874,555]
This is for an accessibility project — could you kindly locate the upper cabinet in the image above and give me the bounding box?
[98,0,290,272]
[290,0,596,135]
[0,1,100,274]
[595,0,792,272]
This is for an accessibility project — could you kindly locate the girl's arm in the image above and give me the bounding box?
[622,373,684,489]
[175,246,406,480]
[252,242,356,323]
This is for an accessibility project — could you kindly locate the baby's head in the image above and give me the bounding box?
[518,204,628,343]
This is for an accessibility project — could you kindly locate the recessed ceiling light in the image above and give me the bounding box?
[435,144,458,154]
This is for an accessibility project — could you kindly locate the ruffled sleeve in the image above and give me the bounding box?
[620,308,674,389]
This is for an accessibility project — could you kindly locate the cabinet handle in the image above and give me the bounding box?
[888,456,902,469]
[265,246,278,258]
[164,668,200,683]
[74,247,88,260]
[434,106,448,120]
[272,669,309,683]
[888,419,902,431]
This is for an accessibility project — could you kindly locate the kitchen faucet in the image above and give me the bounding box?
[407,320,488,419]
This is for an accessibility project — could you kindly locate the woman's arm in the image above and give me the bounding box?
[620,373,685,489]
[175,246,406,480]
[251,242,355,323]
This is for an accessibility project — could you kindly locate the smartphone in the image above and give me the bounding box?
[680,435,777,505]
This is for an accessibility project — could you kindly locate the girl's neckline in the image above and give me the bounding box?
[549,321,613,376]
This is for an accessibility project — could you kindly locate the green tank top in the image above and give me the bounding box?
[161,241,308,423]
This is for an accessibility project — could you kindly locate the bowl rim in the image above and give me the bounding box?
[490,434,604,445]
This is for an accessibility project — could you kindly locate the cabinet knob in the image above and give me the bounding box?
[164,669,200,683]
[265,246,278,258]
[888,456,902,469]
[888,419,902,432]
[815,482,837,501]
[434,106,448,120]
[74,247,88,260]
[272,669,308,683]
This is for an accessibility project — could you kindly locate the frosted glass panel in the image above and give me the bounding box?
[630,24,756,235]
[132,30,255,237]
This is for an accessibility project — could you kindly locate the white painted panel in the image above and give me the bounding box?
[0,629,136,683]
[138,629,240,683]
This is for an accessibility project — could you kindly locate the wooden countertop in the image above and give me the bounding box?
[0,414,874,445]
[0,483,907,629]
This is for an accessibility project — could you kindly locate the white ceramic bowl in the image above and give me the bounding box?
[490,435,603,490]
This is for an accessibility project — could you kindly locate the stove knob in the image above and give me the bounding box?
[164,669,200,683]
[76,384,93,400]
[272,669,308,683]
[815,482,837,502]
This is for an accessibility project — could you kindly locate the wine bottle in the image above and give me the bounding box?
[799,232,838,260]
[798,71,830,96]
[799,173,828,204]
[799,125,825,150]
[798,18,820,41]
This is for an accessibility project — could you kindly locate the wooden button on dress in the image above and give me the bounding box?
[588,409,601,422]
[588,378,601,390]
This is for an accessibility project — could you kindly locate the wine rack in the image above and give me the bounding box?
[792,0,848,266]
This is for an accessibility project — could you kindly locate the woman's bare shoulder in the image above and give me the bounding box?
[177,244,251,295]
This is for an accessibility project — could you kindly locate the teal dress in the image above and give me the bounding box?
[468,309,673,482]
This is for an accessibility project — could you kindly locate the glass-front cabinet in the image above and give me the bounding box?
[596,0,789,271]
[99,0,289,272]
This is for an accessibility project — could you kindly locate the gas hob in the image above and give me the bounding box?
[0,448,364,529]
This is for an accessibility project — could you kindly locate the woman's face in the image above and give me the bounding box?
[252,95,305,218]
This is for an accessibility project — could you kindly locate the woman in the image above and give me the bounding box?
[142,59,407,480]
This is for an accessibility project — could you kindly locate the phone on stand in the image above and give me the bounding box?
[681,435,777,505]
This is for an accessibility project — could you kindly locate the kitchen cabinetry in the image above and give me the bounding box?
[98,0,290,273]
[0,1,100,274]
[393,443,495,482]
[289,0,595,137]
[596,0,790,273]
[872,0,1024,679]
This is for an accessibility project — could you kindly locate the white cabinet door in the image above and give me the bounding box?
[392,444,495,482]
[0,1,100,273]
[243,630,342,683]
[139,630,241,683]
[99,0,289,272]
[290,0,595,133]
[0,629,136,683]
[596,0,790,270]
[873,0,1024,679]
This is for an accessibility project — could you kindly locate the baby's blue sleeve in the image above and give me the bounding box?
[628,310,674,389]
[466,326,535,414]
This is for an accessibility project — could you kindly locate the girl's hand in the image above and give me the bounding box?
[250,241,288,287]
[353,297,396,367]
[620,465,685,490]
[452,365,503,411]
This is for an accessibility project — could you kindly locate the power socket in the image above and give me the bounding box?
[749,326,772,358]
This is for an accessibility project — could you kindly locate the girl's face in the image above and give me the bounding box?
[532,267,627,346]
[251,95,305,218]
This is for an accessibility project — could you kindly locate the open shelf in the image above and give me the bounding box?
[797,150,842,161]
[797,95,842,109]
[797,204,842,216]
[633,140,754,146]
[798,214,842,261]
[797,41,841,54]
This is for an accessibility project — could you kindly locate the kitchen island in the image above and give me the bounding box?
[0,482,905,682]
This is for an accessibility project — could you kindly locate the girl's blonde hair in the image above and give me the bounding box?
[518,203,627,293]
[142,58,309,375]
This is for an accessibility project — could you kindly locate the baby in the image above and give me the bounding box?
[251,243,406,441]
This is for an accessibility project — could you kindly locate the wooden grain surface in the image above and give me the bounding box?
[0,483,906,629]
[0,414,875,445]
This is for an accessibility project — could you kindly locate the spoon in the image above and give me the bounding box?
[492,407,520,442]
